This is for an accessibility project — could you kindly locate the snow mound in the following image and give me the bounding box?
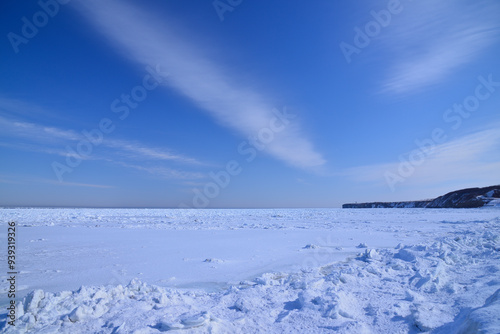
[456,288,500,334]
[4,225,500,333]
[302,244,319,249]
[203,258,225,264]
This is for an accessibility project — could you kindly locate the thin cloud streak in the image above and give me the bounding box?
[0,115,204,180]
[106,140,202,165]
[73,0,325,169]
[0,115,79,143]
[0,174,114,189]
[0,141,86,159]
[344,128,500,187]
[0,97,52,118]
[113,162,205,181]
[40,179,115,189]
[379,0,500,94]
[0,115,201,165]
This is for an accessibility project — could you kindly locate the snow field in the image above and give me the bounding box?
[1,208,499,333]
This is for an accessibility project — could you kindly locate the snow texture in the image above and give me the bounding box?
[1,208,499,333]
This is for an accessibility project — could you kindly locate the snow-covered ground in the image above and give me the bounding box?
[1,208,499,333]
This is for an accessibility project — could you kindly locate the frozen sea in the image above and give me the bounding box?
[1,208,499,333]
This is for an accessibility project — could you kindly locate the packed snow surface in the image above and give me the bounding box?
[1,208,499,333]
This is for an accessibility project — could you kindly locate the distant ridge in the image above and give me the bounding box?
[343,185,500,209]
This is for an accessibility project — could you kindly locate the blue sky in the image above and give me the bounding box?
[1,0,499,208]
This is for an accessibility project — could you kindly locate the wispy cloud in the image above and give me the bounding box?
[344,127,500,189]
[0,114,204,179]
[39,179,115,189]
[73,0,325,169]
[106,139,202,165]
[379,0,500,94]
[113,162,205,180]
[0,141,80,158]
[0,174,114,188]
[0,97,52,118]
[0,115,77,143]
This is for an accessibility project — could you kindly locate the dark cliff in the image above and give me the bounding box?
[343,185,500,209]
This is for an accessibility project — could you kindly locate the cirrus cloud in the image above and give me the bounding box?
[72,0,325,169]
